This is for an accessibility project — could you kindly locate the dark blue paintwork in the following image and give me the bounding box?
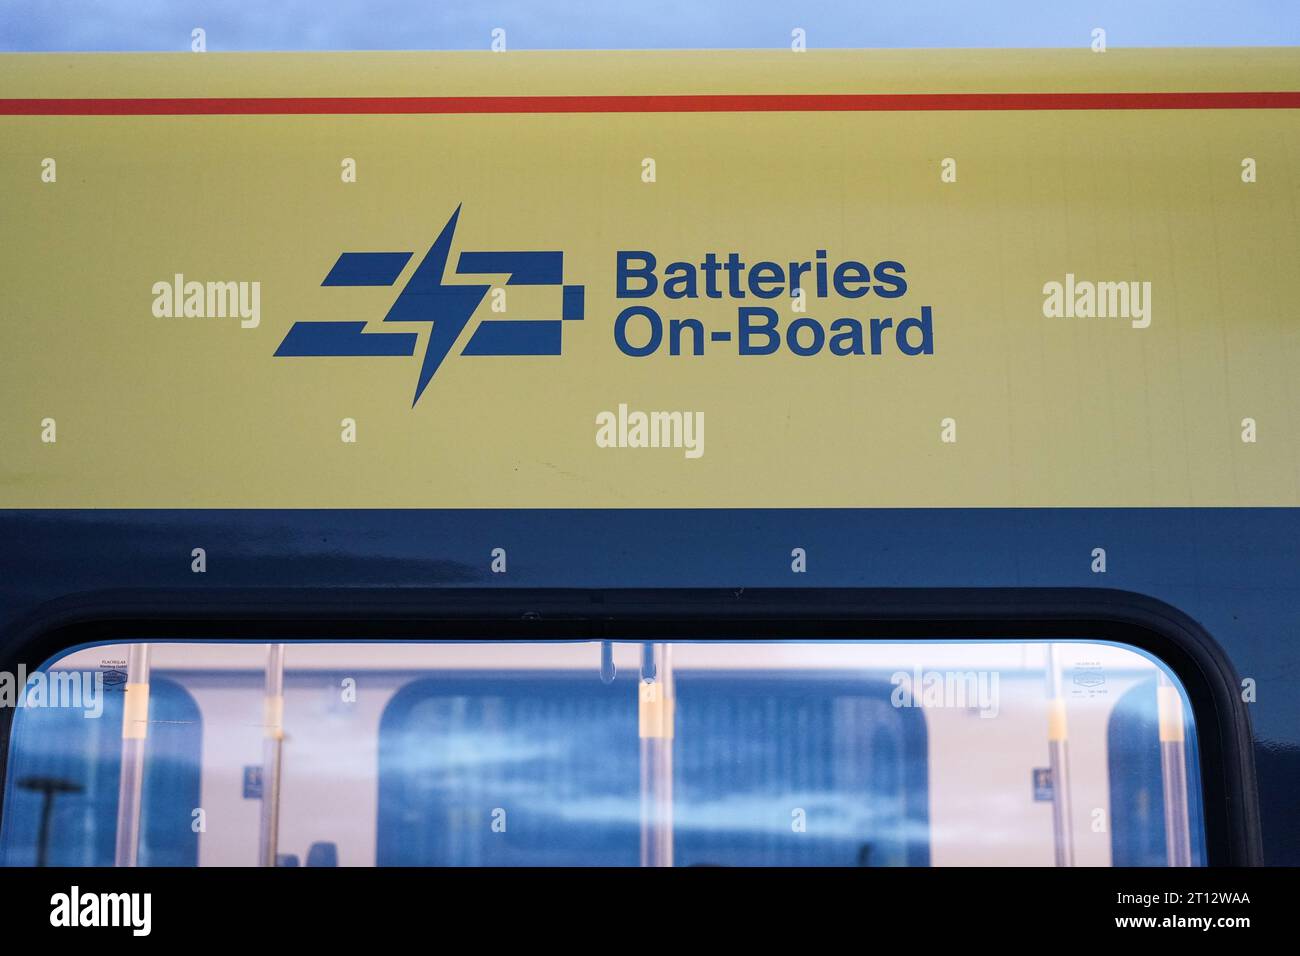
[0,507,1296,863]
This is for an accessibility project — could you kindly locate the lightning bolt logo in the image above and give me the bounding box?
[383,205,488,405]
[275,205,584,406]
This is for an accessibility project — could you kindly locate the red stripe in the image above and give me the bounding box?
[1,91,1298,115]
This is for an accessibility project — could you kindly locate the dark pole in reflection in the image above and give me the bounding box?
[17,776,83,867]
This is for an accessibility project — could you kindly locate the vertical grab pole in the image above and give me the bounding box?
[258,644,287,868]
[1157,671,1192,867]
[1045,644,1075,867]
[638,643,674,867]
[114,644,151,867]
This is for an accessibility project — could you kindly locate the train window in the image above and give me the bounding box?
[0,676,201,867]
[0,640,1205,867]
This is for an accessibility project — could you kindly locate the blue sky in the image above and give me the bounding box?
[1,1,1297,51]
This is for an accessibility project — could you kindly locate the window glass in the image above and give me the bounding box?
[1,676,201,866]
[1,639,1205,867]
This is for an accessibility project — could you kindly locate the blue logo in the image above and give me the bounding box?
[275,205,585,405]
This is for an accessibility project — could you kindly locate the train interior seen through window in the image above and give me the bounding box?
[0,639,1205,867]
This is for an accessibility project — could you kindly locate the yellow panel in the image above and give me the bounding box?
[1,51,1296,508]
